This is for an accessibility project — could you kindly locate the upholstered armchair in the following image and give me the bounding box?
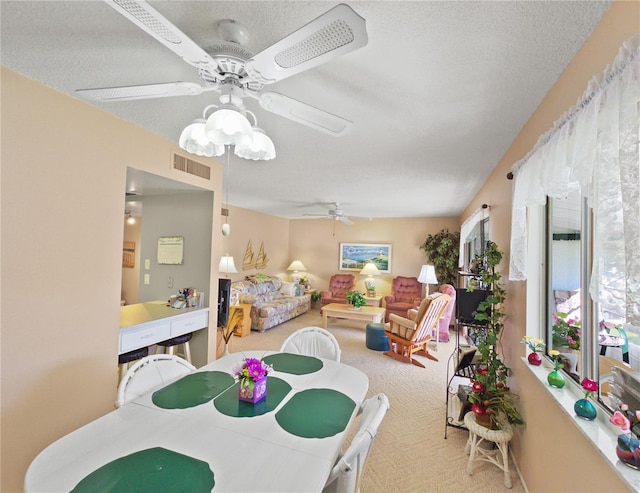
[384,276,422,322]
[320,274,355,306]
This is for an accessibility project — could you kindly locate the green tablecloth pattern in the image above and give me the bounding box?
[214,376,292,417]
[152,371,235,409]
[263,353,323,375]
[70,447,214,493]
[275,388,356,438]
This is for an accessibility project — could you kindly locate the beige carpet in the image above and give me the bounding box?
[232,309,526,493]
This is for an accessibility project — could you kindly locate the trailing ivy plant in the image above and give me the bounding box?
[468,241,525,427]
[419,228,461,287]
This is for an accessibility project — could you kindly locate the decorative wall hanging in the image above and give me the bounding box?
[339,243,391,273]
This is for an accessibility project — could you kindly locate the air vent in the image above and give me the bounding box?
[173,153,211,180]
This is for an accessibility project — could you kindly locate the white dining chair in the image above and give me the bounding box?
[116,354,196,408]
[280,326,342,362]
[323,393,390,493]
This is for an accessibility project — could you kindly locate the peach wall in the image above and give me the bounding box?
[0,68,223,492]
[460,1,638,491]
[289,216,460,296]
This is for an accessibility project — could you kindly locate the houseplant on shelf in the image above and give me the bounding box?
[467,241,525,429]
[345,290,367,310]
[419,228,461,287]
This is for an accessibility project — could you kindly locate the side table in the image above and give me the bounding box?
[463,412,514,488]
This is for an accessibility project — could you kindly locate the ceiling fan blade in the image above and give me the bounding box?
[258,92,352,136]
[76,81,215,102]
[244,3,367,85]
[338,216,354,225]
[104,0,219,75]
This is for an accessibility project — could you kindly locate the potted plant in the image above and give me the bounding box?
[419,228,461,287]
[345,290,367,310]
[467,241,525,429]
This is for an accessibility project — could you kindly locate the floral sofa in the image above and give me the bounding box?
[231,274,310,332]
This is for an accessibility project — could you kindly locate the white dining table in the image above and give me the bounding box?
[24,350,369,493]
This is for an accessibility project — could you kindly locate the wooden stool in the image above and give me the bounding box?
[464,412,514,488]
[117,346,149,383]
[156,332,192,363]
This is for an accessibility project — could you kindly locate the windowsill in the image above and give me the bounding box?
[523,357,640,491]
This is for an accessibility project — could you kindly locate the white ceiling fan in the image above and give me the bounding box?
[76,0,368,137]
[302,202,371,225]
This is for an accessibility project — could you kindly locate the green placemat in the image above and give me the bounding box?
[263,353,323,375]
[275,388,356,438]
[152,371,235,409]
[70,447,214,493]
[214,376,291,417]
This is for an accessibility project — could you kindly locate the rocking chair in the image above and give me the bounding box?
[383,294,450,368]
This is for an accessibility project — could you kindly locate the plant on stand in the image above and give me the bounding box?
[467,241,525,429]
[419,228,461,287]
[345,290,367,310]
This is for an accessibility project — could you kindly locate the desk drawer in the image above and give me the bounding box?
[120,322,171,353]
[171,312,208,337]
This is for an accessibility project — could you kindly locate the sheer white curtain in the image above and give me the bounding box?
[509,35,639,325]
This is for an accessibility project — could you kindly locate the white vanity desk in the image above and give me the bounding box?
[119,302,209,355]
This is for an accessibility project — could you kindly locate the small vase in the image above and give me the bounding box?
[574,398,597,420]
[547,370,565,388]
[616,433,640,469]
[238,376,267,404]
[527,352,542,366]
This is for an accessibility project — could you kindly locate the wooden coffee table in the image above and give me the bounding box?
[321,303,386,329]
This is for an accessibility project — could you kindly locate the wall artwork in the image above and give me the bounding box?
[339,243,391,273]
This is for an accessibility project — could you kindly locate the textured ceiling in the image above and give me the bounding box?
[0,1,611,220]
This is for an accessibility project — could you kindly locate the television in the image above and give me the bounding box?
[455,288,489,325]
[217,278,231,328]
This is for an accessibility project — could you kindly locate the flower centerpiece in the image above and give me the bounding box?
[521,335,545,366]
[552,311,581,350]
[234,357,273,404]
[345,290,367,310]
[609,403,640,469]
[574,377,598,420]
[546,349,565,388]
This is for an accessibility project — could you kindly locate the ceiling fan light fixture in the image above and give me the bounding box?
[234,127,276,161]
[204,106,253,146]
[179,118,225,157]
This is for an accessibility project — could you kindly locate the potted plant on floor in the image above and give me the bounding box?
[346,290,367,310]
[467,241,525,429]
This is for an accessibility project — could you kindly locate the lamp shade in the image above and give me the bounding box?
[418,264,438,284]
[287,260,307,272]
[218,254,238,274]
[359,262,380,276]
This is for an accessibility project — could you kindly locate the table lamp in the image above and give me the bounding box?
[219,254,238,278]
[287,260,307,284]
[360,262,381,296]
[418,264,438,296]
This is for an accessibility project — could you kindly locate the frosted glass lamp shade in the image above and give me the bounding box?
[205,107,253,146]
[418,265,438,284]
[234,127,276,161]
[287,260,307,272]
[218,255,238,274]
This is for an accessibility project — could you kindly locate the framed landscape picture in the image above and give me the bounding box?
[339,243,391,273]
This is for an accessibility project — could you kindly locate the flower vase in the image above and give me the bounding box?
[527,352,542,366]
[616,433,640,469]
[239,376,267,404]
[547,370,565,388]
[574,398,597,420]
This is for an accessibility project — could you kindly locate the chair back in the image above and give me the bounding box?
[390,276,421,303]
[323,393,390,493]
[116,354,196,408]
[280,326,342,362]
[328,274,356,297]
[413,294,450,342]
